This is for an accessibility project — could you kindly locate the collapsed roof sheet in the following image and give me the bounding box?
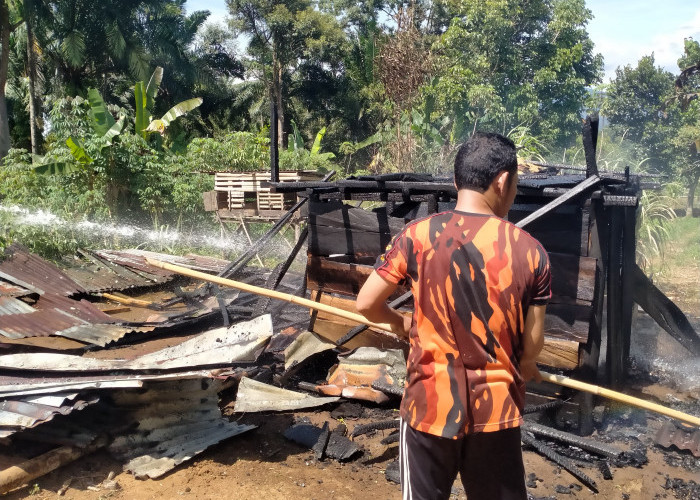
[234,377,339,413]
[61,250,171,293]
[0,314,273,372]
[0,294,117,340]
[0,245,85,296]
[0,392,99,439]
[109,378,257,479]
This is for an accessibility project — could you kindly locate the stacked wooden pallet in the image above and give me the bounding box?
[208,171,323,213]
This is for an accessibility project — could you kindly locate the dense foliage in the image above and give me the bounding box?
[1,0,699,235]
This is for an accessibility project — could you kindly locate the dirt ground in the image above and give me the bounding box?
[3,265,700,499]
[2,376,699,500]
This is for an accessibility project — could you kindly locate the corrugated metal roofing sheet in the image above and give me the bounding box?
[0,279,31,297]
[0,314,273,372]
[0,245,85,296]
[61,249,172,293]
[108,378,257,479]
[0,296,36,315]
[0,393,99,438]
[0,293,118,340]
[655,421,700,457]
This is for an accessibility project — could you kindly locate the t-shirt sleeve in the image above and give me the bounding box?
[530,244,552,305]
[374,230,409,285]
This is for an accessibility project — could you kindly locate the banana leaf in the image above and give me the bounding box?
[146,98,203,134]
[66,137,93,164]
[134,81,148,138]
[310,127,327,155]
[32,161,79,175]
[87,88,116,137]
[146,67,163,111]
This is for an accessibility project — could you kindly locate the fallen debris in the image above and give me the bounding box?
[233,377,339,413]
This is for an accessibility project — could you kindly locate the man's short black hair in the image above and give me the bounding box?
[454,132,518,192]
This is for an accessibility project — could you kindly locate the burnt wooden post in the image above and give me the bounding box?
[606,205,625,387]
[582,115,599,178]
[621,204,637,366]
[270,100,279,183]
[576,198,605,435]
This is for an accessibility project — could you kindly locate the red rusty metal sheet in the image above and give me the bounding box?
[0,279,31,297]
[655,421,700,457]
[0,245,85,296]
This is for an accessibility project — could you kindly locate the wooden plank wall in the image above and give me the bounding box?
[306,200,601,371]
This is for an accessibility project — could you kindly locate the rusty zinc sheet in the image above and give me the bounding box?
[0,293,117,340]
[61,249,171,293]
[655,421,700,457]
[111,249,233,274]
[108,378,257,479]
[93,250,179,278]
[0,279,31,297]
[0,314,273,372]
[0,393,99,439]
[0,245,85,296]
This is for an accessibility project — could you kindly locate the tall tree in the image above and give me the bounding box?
[673,38,700,215]
[227,0,346,147]
[0,0,22,160]
[425,0,602,146]
[604,54,677,174]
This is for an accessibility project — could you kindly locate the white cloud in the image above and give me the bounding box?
[593,7,700,81]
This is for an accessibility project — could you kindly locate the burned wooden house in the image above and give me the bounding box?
[271,118,700,431]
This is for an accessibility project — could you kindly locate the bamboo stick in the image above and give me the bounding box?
[100,292,153,308]
[539,372,700,427]
[145,258,397,334]
[0,435,108,494]
[145,258,700,428]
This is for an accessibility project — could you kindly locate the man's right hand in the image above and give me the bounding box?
[520,358,542,383]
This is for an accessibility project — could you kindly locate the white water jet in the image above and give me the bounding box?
[0,203,295,261]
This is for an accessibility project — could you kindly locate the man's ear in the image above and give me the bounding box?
[494,170,510,194]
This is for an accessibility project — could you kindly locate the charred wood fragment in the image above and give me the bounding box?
[312,422,330,460]
[380,431,399,445]
[598,460,613,480]
[521,431,598,493]
[352,420,400,438]
[522,422,622,459]
[523,399,564,414]
[371,380,404,398]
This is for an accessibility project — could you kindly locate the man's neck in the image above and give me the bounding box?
[454,189,498,216]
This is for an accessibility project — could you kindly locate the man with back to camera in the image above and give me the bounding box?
[356,132,551,500]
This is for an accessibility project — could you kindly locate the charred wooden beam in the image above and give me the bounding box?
[632,264,700,356]
[522,422,622,459]
[582,115,599,178]
[514,175,600,229]
[351,420,399,438]
[521,431,598,493]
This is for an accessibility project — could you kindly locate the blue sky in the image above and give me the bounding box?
[186,0,700,81]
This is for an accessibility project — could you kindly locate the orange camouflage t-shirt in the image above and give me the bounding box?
[375,210,551,439]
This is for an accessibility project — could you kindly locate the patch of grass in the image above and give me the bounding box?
[648,215,700,309]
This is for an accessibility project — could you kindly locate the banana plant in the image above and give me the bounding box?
[33,88,124,174]
[290,120,335,161]
[134,66,203,139]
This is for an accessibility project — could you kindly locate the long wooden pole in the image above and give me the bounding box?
[145,258,396,334]
[146,258,700,427]
[539,372,700,426]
